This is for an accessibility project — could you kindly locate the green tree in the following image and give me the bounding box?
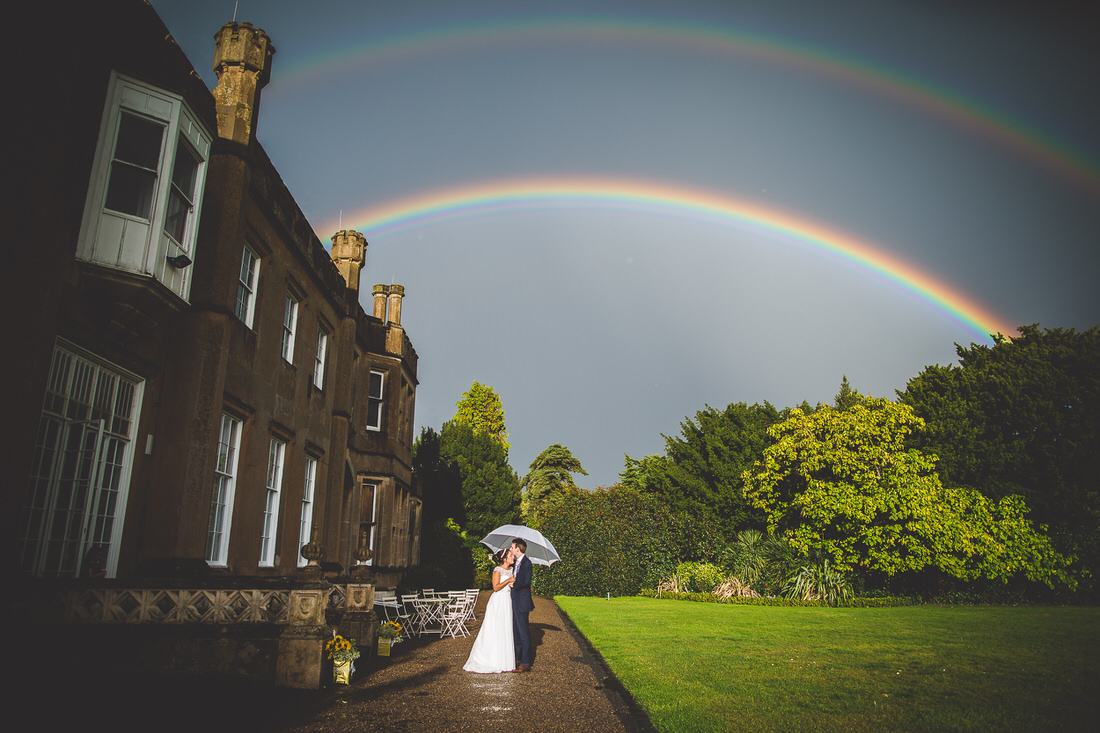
[742,395,1070,587]
[413,427,464,526]
[626,402,781,536]
[440,420,521,540]
[899,325,1100,590]
[453,381,509,449]
[521,443,588,525]
[834,375,860,411]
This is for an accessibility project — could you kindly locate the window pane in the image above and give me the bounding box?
[105,114,163,219]
[235,247,258,326]
[114,114,163,169]
[105,162,157,219]
[170,139,198,197]
[164,139,199,244]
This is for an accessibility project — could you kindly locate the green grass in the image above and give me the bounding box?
[556,596,1100,732]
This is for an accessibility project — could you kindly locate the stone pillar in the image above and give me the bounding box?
[212,21,275,145]
[275,585,331,688]
[372,284,388,320]
[385,284,405,355]
[386,284,404,326]
[341,584,377,662]
[330,230,366,292]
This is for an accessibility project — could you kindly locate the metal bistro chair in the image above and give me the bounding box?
[398,594,420,637]
[441,595,472,639]
[375,590,398,622]
[464,588,479,622]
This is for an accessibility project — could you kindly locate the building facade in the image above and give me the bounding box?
[1,0,420,588]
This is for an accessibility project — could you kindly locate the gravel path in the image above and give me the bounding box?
[283,594,653,732]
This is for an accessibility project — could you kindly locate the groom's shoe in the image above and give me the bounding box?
[513,664,531,673]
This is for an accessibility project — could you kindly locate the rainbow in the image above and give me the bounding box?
[322,177,1015,341]
[272,17,1100,199]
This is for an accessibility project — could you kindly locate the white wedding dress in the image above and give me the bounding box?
[463,567,515,673]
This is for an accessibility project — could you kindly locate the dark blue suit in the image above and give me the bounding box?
[511,554,534,667]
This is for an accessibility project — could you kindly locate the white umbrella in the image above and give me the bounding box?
[480,524,561,566]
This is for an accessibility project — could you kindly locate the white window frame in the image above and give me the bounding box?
[364,481,379,567]
[281,293,299,363]
[313,327,328,389]
[260,438,286,567]
[298,456,317,567]
[19,340,143,578]
[206,414,241,567]
[236,244,260,328]
[366,369,384,431]
[77,72,211,302]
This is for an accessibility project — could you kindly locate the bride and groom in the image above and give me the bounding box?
[463,538,535,674]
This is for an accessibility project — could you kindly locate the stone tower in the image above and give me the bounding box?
[211,21,275,144]
[330,230,367,291]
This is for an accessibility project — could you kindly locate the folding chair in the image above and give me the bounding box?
[398,594,420,636]
[375,590,397,622]
[440,596,471,638]
[464,589,479,622]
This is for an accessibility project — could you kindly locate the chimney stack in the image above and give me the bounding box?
[212,21,275,145]
[372,284,388,319]
[387,284,404,326]
[330,230,367,291]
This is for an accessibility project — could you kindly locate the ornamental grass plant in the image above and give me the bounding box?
[558,596,1100,732]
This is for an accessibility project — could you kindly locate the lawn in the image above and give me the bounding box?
[556,596,1100,732]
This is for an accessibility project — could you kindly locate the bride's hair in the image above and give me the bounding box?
[492,550,508,566]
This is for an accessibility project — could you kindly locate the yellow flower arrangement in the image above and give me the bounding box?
[378,620,404,643]
[326,633,360,663]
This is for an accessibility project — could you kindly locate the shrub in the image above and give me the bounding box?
[782,559,854,607]
[536,486,682,597]
[676,561,727,593]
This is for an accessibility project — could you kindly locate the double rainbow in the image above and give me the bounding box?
[275,17,1099,199]
[323,176,1015,342]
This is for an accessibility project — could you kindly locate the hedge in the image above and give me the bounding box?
[636,589,920,607]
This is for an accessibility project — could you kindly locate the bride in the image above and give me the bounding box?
[463,550,516,673]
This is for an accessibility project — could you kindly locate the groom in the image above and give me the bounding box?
[510,538,534,672]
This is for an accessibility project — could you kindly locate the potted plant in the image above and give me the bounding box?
[326,633,360,684]
[377,620,404,656]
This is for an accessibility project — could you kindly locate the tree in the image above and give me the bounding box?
[439,420,521,541]
[453,381,509,449]
[742,395,1070,587]
[413,427,463,526]
[521,443,587,525]
[625,402,781,536]
[900,325,1100,590]
[834,375,860,411]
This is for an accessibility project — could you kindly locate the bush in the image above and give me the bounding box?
[637,589,920,607]
[536,486,682,597]
[676,561,727,593]
[782,560,854,607]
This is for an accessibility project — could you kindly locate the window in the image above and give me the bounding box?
[313,327,328,389]
[206,414,241,567]
[360,481,378,566]
[281,293,299,363]
[260,438,285,567]
[19,342,143,578]
[164,140,200,244]
[298,457,317,567]
[235,245,260,327]
[77,73,211,301]
[367,369,384,430]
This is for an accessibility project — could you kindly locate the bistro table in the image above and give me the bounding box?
[411,596,451,636]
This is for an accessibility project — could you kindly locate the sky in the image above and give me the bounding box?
[149,0,1099,489]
